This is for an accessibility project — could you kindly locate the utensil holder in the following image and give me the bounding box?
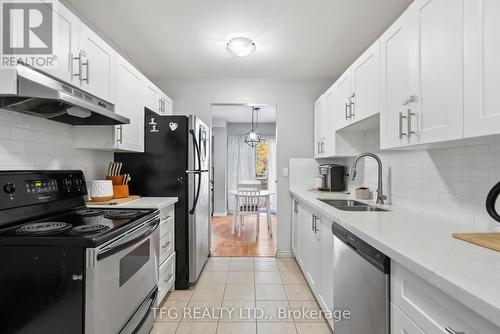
[106,175,126,185]
[112,185,129,199]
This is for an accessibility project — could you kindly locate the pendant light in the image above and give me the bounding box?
[244,107,262,147]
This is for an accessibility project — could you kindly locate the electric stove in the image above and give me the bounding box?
[0,170,160,334]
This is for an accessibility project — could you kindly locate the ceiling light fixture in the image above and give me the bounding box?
[226,37,256,57]
[245,107,262,147]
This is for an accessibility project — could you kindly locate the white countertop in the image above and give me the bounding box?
[90,197,178,209]
[290,186,500,327]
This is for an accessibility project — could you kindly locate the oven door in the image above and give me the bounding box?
[85,217,160,334]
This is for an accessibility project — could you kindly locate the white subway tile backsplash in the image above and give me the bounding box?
[341,133,500,228]
[0,109,112,180]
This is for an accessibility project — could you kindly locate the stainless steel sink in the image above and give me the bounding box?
[318,199,388,212]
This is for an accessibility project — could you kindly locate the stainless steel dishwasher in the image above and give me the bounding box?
[332,222,390,334]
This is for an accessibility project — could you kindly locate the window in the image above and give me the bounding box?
[255,140,269,178]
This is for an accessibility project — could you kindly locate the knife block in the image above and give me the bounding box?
[106,176,129,199]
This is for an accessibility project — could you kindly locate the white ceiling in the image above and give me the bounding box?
[64,0,412,80]
[212,105,276,123]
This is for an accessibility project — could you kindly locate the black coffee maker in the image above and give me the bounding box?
[318,164,346,192]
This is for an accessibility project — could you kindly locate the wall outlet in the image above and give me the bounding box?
[282,168,289,177]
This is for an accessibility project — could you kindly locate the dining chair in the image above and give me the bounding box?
[234,183,261,240]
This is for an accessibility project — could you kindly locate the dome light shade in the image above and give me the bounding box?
[226,37,256,57]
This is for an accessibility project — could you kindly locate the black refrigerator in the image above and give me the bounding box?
[115,109,210,289]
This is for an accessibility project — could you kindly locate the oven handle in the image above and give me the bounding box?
[97,218,160,261]
[119,286,158,334]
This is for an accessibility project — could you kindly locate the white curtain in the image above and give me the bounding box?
[227,135,256,213]
[226,135,277,214]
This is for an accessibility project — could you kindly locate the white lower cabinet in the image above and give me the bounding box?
[392,262,500,334]
[158,204,175,304]
[291,199,302,266]
[299,203,320,293]
[392,303,425,334]
[318,216,334,329]
[291,197,333,330]
[158,252,175,305]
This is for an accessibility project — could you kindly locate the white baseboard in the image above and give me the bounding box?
[275,250,294,258]
[212,211,227,217]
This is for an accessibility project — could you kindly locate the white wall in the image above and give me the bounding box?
[0,109,113,181]
[343,129,500,229]
[157,77,333,255]
[227,122,276,137]
[213,126,227,215]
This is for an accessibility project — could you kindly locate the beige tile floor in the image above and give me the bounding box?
[151,257,333,334]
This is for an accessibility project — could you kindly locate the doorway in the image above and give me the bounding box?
[210,104,277,256]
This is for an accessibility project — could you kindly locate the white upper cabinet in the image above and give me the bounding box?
[44,3,80,85]
[160,93,173,115]
[332,70,353,130]
[464,0,500,138]
[351,40,380,123]
[114,55,144,152]
[143,80,173,115]
[314,96,326,158]
[381,0,464,149]
[322,87,337,157]
[380,10,415,149]
[78,24,116,103]
[410,0,464,145]
[143,79,161,114]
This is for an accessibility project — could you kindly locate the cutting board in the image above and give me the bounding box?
[453,233,500,252]
[86,195,141,206]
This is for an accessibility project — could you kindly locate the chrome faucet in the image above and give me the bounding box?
[350,153,387,204]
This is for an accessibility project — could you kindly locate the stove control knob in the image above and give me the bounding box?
[74,178,83,191]
[4,183,16,194]
[62,179,72,192]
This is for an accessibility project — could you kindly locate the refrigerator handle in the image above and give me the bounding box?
[189,129,202,215]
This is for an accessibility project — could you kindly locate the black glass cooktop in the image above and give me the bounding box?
[0,207,158,247]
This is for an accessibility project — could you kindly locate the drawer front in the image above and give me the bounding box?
[159,205,174,237]
[158,251,175,303]
[391,262,499,334]
[392,303,425,334]
[160,219,174,264]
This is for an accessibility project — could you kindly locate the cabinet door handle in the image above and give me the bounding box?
[164,273,173,282]
[349,93,355,120]
[407,109,416,137]
[317,141,321,154]
[82,58,89,83]
[444,326,464,334]
[314,216,320,233]
[398,112,407,139]
[71,52,82,81]
[311,214,315,231]
[117,125,123,144]
[320,140,325,153]
[161,241,171,249]
[345,103,350,120]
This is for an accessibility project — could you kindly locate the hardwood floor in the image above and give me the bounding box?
[211,214,277,257]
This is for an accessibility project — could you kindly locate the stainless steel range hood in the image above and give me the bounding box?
[0,65,129,125]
